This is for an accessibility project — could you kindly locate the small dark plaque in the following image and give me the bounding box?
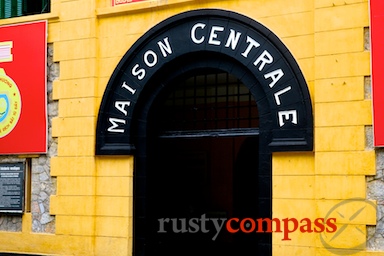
[0,163,24,213]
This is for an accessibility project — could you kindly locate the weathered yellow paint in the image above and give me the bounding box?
[315,175,366,199]
[315,52,370,79]
[95,197,132,217]
[60,59,97,80]
[94,236,129,256]
[315,2,369,32]
[52,117,96,137]
[47,21,60,43]
[316,151,375,175]
[315,0,368,9]
[51,156,96,176]
[54,39,97,61]
[315,28,365,55]
[58,19,97,41]
[273,176,315,199]
[97,78,110,97]
[95,157,133,177]
[297,57,316,83]
[57,137,95,156]
[98,36,131,59]
[58,98,98,117]
[314,224,366,248]
[0,0,376,255]
[98,56,122,78]
[53,78,98,100]
[315,126,366,151]
[55,215,95,236]
[283,35,314,59]
[315,76,365,103]
[57,176,96,196]
[96,177,132,196]
[95,217,130,237]
[273,152,315,175]
[258,12,314,38]
[60,0,96,20]
[50,195,95,216]
[315,100,372,127]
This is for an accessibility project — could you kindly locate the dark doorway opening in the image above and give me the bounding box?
[148,136,263,255]
[139,71,271,255]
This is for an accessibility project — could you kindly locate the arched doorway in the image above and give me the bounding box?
[131,51,276,255]
[145,70,269,255]
[95,9,313,256]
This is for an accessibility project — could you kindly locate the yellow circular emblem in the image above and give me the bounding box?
[0,68,21,138]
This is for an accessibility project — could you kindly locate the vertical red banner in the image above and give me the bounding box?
[0,21,47,154]
[371,0,384,146]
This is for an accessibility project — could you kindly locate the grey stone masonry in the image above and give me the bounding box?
[367,78,384,250]
[364,27,384,251]
[367,144,384,250]
[0,44,58,233]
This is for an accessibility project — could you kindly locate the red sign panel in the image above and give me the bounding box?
[0,21,47,154]
[112,0,147,6]
[371,0,384,146]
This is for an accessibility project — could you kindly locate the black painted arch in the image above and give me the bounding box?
[95,9,313,155]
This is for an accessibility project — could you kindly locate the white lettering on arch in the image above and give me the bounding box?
[191,23,206,44]
[278,110,298,127]
[122,82,137,95]
[108,118,126,133]
[115,101,131,116]
[132,64,146,80]
[274,86,292,106]
[225,29,242,50]
[208,26,225,46]
[157,37,173,57]
[241,36,260,58]
[253,50,273,71]
[144,50,158,67]
[264,69,284,88]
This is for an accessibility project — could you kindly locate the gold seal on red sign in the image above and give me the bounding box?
[0,68,21,138]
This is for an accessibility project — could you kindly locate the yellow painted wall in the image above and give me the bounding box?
[0,0,379,255]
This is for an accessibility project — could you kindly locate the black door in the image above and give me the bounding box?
[146,135,269,255]
[134,71,271,256]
